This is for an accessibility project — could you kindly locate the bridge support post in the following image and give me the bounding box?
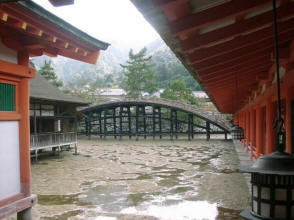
[191,115,194,140]
[119,106,123,140]
[104,109,107,140]
[128,106,131,139]
[159,107,162,139]
[152,106,155,140]
[88,112,92,140]
[113,108,117,139]
[143,106,146,139]
[136,105,139,141]
[175,111,178,139]
[170,110,174,141]
[188,114,192,141]
[99,111,102,139]
[85,117,88,137]
[206,121,210,141]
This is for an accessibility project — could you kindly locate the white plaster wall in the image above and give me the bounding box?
[0,121,21,200]
[0,36,17,64]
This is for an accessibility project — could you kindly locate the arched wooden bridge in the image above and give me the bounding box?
[79,97,230,140]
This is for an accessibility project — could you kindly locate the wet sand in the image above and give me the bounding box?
[10,137,250,220]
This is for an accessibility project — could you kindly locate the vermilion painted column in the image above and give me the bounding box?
[18,51,31,196]
[286,86,294,153]
[246,110,250,141]
[266,98,275,154]
[256,105,264,157]
[250,108,256,147]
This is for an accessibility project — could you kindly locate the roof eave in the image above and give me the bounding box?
[18,0,110,51]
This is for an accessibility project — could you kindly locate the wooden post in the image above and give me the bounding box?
[286,87,294,153]
[191,115,194,139]
[152,106,155,140]
[188,114,191,141]
[99,111,102,139]
[17,208,32,220]
[74,115,78,155]
[159,107,162,139]
[88,112,92,140]
[85,118,88,136]
[175,111,178,139]
[33,103,37,134]
[143,106,146,139]
[119,106,123,140]
[128,106,131,139]
[104,109,107,140]
[250,108,256,147]
[266,98,275,154]
[256,105,264,157]
[113,108,117,139]
[206,121,210,141]
[136,105,139,141]
[17,51,32,218]
[246,111,250,141]
[170,110,174,140]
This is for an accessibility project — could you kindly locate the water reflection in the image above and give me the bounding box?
[122,200,218,220]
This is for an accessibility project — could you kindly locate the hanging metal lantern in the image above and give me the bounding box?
[239,150,294,220]
[231,125,244,140]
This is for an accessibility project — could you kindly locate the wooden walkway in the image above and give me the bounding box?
[30,132,77,160]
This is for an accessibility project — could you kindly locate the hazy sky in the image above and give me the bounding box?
[32,0,159,48]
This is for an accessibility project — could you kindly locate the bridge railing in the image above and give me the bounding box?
[88,97,230,131]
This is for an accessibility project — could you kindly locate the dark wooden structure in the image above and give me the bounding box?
[80,98,229,140]
[29,72,88,159]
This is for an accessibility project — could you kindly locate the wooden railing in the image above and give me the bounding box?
[30,132,77,150]
[87,97,230,131]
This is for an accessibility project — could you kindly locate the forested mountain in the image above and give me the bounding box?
[31,38,201,91]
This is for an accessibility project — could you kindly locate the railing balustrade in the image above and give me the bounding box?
[89,97,229,130]
[30,132,77,150]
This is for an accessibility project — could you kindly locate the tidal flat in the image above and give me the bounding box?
[12,137,251,219]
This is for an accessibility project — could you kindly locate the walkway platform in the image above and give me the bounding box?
[233,140,253,193]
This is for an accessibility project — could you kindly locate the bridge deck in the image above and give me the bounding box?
[80,97,230,140]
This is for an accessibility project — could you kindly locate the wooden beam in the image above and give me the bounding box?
[0,60,35,78]
[194,49,272,74]
[189,20,294,63]
[205,76,260,88]
[152,0,185,9]
[181,2,294,52]
[0,195,37,219]
[198,57,271,80]
[202,65,269,84]
[194,29,294,68]
[170,0,270,35]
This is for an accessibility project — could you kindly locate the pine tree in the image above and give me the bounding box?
[121,47,158,98]
[160,80,199,106]
[39,60,63,88]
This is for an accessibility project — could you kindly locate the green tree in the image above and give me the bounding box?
[121,47,158,98]
[39,60,63,88]
[160,80,199,105]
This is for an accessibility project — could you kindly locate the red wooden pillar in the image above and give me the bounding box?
[285,86,294,153]
[256,105,264,157]
[250,108,256,147]
[266,98,275,154]
[18,51,31,196]
[246,110,250,141]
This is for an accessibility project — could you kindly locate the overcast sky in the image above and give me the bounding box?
[32,0,160,48]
